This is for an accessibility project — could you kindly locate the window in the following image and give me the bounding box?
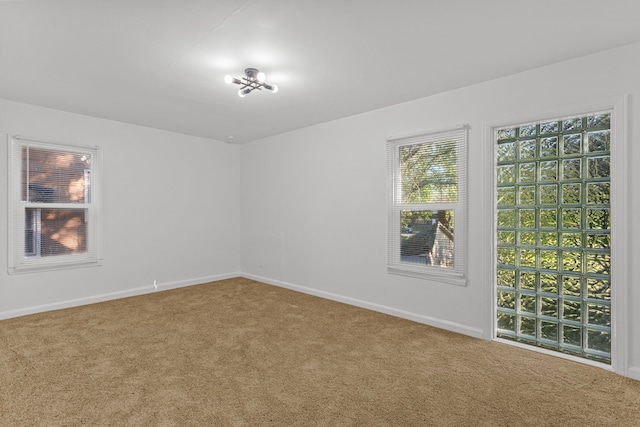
[8,135,101,273]
[387,125,467,285]
[495,112,613,363]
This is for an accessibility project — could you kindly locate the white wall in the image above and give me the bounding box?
[240,41,640,378]
[0,99,241,318]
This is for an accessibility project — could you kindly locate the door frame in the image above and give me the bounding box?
[483,95,629,376]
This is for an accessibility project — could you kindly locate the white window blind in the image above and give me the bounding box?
[8,135,102,273]
[386,125,468,285]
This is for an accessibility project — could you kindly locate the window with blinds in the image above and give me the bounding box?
[386,125,468,286]
[8,136,102,273]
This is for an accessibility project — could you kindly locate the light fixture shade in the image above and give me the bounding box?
[224,75,233,84]
[271,84,279,93]
[256,71,266,83]
[238,89,246,97]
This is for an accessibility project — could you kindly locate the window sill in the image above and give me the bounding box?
[8,259,102,275]
[387,266,467,286]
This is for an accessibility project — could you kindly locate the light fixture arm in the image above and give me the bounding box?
[224,68,278,97]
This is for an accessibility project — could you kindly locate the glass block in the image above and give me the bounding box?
[520,294,536,313]
[587,130,610,153]
[586,329,610,353]
[539,185,557,204]
[562,232,581,248]
[539,161,558,181]
[561,183,581,204]
[587,208,609,229]
[563,134,582,155]
[520,271,536,290]
[498,291,516,309]
[519,248,536,267]
[562,118,582,131]
[539,209,557,229]
[519,125,537,137]
[497,142,516,162]
[587,113,611,128]
[562,300,582,322]
[540,250,558,270]
[562,251,582,272]
[562,275,581,297]
[587,156,610,178]
[518,186,535,205]
[540,137,558,157]
[586,233,610,249]
[495,110,611,364]
[561,209,581,229]
[497,268,516,287]
[540,274,558,294]
[498,128,516,140]
[520,316,537,336]
[497,312,515,331]
[519,231,536,245]
[497,164,516,184]
[541,320,558,341]
[497,209,516,228]
[498,231,515,244]
[563,325,582,346]
[497,187,516,205]
[587,278,610,301]
[540,121,559,135]
[539,232,557,247]
[562,159,581,180]
[586,252,610,275]
[587,303,610,326]
[587,183,610,205]
[497,186,515,205]
[498,247,516,266]
[519,139,536,159]
[518,162,536,182]
[541,298,558,318]
[519,209,535,228]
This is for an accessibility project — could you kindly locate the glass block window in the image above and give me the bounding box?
[496,113,611,363]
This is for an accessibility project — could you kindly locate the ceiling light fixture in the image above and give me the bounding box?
[224,68,279,97]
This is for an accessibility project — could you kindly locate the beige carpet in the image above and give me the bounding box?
[1,277,639,426]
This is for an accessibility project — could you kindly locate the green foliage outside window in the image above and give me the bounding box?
[496,113,612,363]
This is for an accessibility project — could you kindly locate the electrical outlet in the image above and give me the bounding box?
[153,279,158,290]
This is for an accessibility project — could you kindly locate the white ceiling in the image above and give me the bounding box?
[2,0,640,144]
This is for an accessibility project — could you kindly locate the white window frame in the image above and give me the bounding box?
[7,135,102,274]
[387,124,468,286]
[484,95,629,377]
[24,208,42,256]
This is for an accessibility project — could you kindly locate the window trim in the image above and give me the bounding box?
[484,95,629,376]
[387,124,468,286]
[7,135,103,274]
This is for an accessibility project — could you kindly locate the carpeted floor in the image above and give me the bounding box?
[1,277,639,426]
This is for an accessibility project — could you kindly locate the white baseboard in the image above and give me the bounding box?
[241,273,484,339]
[154,272,240,292]
[627,366,640,381]
[0,272,241,321]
